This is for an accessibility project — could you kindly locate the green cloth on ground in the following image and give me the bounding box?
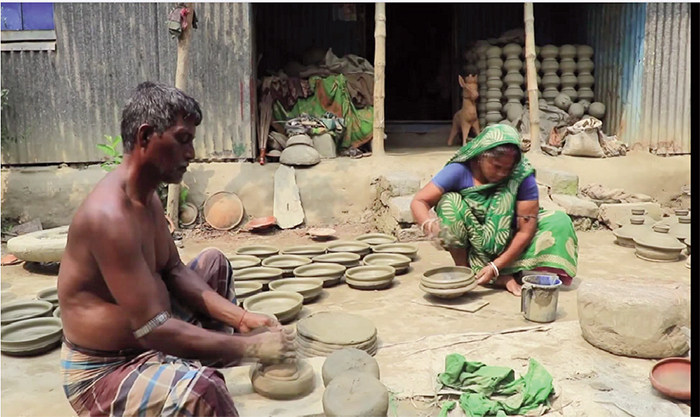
[272,74,373,150]
[438,353,554,417]
[438,400,456,417]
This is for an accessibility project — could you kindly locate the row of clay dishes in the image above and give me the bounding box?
[613,208,690,263]
[1,286,63,356]
[420,266,477,299]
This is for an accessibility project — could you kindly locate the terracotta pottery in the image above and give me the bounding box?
[203,191,244,230]
[226,255,261,270]
[668,216,690,242]
[326,241,371,257]
[649,357,690,401]
[297,312,376,345]
[371,243,419,260]
[322,371,389,417]
[554,93,572,111]
[419,281,478,299]
[251,360,315,400]
[321,348,380,387]
[312,252,361,268]
[232,267,284,288]
[261,255,313,276]
[293,263,346,287]
[296,334,378,358]
[421,266,475,289]
[6,225,69,263]
[286,134,314,147]
[1,317,63,356]
[36,287,59,308]
[1,254,22,266]
[657,209,690,226]
[233,281,263,303]
[235,245,279,259]
[612,216,650,248]
[559,44,577,59]
[588,102,606,119]
[617,208,656,228]
[485,46,502,58]
[345,265,395,290]
[245,216,277,232]
[281,245,327,257]
[355,233,397,246]
[568,103,585,119]
[540,45,558,59]
[179,202,198,227]
[242,291,304,324]
[269,278,324,303]
[577,45,594,59]
[52,307,61,318]
[1,300,53,326]
[363,253,411,275]
[486,57,504,69]
[633,224,686,262]
[307,228,337,240]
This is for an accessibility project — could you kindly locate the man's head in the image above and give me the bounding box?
[478,144,521,184]
[120,82,202,183]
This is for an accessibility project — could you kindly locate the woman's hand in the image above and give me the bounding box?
[238,311,282,333]
[476,264,498,285]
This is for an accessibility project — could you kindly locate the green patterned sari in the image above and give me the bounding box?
[436,124,578,279]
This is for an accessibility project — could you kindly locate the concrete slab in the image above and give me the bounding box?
[535,168,579,196]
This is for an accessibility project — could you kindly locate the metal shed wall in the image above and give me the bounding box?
[1,3,255,165]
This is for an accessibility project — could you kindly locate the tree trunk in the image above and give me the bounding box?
[524,3,540,153]
[372,3,386,157]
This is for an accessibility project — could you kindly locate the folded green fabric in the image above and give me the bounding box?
[438,353,553,417]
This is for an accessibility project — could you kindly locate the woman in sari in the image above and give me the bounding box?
[411,124,578,296]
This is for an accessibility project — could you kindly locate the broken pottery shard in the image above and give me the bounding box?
[273,165,305,229]
[577,277,690,359]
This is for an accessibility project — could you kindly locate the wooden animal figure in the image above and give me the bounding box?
[447,75,480,146]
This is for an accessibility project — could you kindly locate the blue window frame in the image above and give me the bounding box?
[1,3,54,31]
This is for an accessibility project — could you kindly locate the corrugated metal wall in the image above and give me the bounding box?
[1,3,255,165]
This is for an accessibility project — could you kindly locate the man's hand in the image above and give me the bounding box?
[475,264,497,285]
[246,327,296,365]
[238,311,282,333]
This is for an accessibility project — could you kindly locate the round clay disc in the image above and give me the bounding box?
[297,312,376,345]
[297,333,377,351]
[322,348,380,386]
[250,360,315,400]
[322,371,389,417]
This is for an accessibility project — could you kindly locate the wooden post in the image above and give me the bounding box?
[372,3,386,157]
[166,3,195,228]
[524,3,540,153]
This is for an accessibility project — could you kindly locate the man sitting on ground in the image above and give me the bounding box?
[57,82,294,417]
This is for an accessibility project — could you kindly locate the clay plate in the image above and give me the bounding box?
[233,281,263,299]
[649,357,690,401]
[226,255,262,270]
[326,241,371,257]
[1,300,54,326]
[235,245,279,259]
[36,287,59,308]
[281,245,327,257]
[1,317,63,356]
[419,281,478,299]
[371,243,419,260]
[307,228,337,240]
[355,233,398,246]
[242,291,304,324]
[262,255,313,275]
[203,191,244,231]
[245,216,277,231]
[269,278,324,303]
[232,267,284,287]
[312,252,361,268]
[363,253,411,274]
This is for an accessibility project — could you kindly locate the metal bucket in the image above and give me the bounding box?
[521,275,562,323]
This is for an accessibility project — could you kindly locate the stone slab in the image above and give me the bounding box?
[535,168,579,196]
[389,195,415,224]
[598,202,663,229]
[551,194,600,218]
[273,165,305,229]
[383,172,421,197]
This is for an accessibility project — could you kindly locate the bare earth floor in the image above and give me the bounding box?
[0,228,691,417]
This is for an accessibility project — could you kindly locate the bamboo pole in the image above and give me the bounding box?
[166,3,195,228]
[523,3,540,153]
[372,3,386,157]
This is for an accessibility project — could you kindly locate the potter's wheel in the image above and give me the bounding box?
[250,360,315,400]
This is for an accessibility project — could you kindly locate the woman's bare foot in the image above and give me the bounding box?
[495,275,522,296]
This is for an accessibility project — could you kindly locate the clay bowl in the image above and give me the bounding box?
[203,191,244,231]
[235,245,280,259]
[363,253,411,275]
[179,202,199,227]
[649,357,690,401]
[307,228,337,241]
[419,281,478,299]
[251,360,316,400]
[345,265,395,290]
[1,300,54,326]
[326,241,371,257]
[422,266,475,288]
[52,307,61,319]
[246,216,277,232]
[355,233,398,246]
[36,287,59,308]
[233,281,264,303]
[371,243,419,260]
[281,245,327,257]
[226,255,262,270]
[1,317,63,356]
[293,263,347,287]
[312,252,361,268]
[262,255,313,276]
[232,267,284,289]
[269,278,324,303]
[243,291,304,324]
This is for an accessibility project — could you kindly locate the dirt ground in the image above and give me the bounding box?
[0,225,691,417]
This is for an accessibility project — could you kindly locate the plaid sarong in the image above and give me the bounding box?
[60,248,240,416]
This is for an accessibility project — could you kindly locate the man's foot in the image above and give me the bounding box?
[495,275,522,297]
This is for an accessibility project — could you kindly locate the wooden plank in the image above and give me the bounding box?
[273,165,305,229]
[1,41,55,51]
[0,30,55,42]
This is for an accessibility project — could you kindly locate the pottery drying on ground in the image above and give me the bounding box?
[657,209,690,227]
[371,243,419,260]
[245,216,277,232]
[668,216,690,242]
[321,348,380,387]
[179,202,198,227]
[588,102,606,119]
[36,287,59,308]
[420,266,477,299]
[355,233,397,246]
[345,265,395,290]
[1,317,63,356]
[269,278,323,303]
[1,300,54,326]
[281,245,327,257]
[52,307,61,318]
[7,225,69,263]
[235,245,279,259]
[311,252,361,268]
[285,134,314,147]
[326,241,371,257]
[295,312,378,358]
[261,255,313,276]
[233,281,263,304]
[232,267,284,288]
[203,192,244,231]
[362,253,411,275]
[250,360,315,400]
[293,263,347,287]
[633,224,686,262]
[649,357,691,401]
[226,255,262,270]
[322,371,389,417]
[617,208,657,228]
[307,228,337,240]
[242,291,304,324]
[612,216,650,248]
[297,334,378,358]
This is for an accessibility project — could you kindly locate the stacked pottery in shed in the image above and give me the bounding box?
[503,43,525,122]
[540,45,560,104]
[475,43,489,129]
[558,45,578,102]
[576,45,595,103]
[485,46,504,126]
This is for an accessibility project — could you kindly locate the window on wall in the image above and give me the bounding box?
[1,3,56,51]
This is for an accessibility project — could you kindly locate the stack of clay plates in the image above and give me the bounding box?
[355,233,397,247]
[1,300,54,326]
[295,312,378,358]
[36,287,59,309]
[269,278,324,303]
[312,252,361,268]
[420,266,477,299]
[281,245,327,257]
[1,317,63,356]
[233,281,263,305]
[345,265,395,290]
[293,263,347,287]
[232,267,284,289]
[226,255,262,270]
[262,255,313,276]
[235,245,279,260]
[363,253,411,274]
[243,291,304,324]
[371,243,419,260]
[326,241,371,258]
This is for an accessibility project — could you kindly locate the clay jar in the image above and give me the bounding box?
[577,45,595,104]
[588,102,606,119]
[633,224,686,262]
[613,216,650,248]
[554,93,572,111]
[558,44,577,101]
[568,102,585,119]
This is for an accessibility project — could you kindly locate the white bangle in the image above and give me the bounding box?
[489,262,499,277]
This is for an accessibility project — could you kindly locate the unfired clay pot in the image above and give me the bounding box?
[633,224,686,262]
[589,102,606,119]
[668,216,691,242]
[612,216,650,248]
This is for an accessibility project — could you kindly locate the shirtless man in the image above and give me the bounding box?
[58,82,294,417]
